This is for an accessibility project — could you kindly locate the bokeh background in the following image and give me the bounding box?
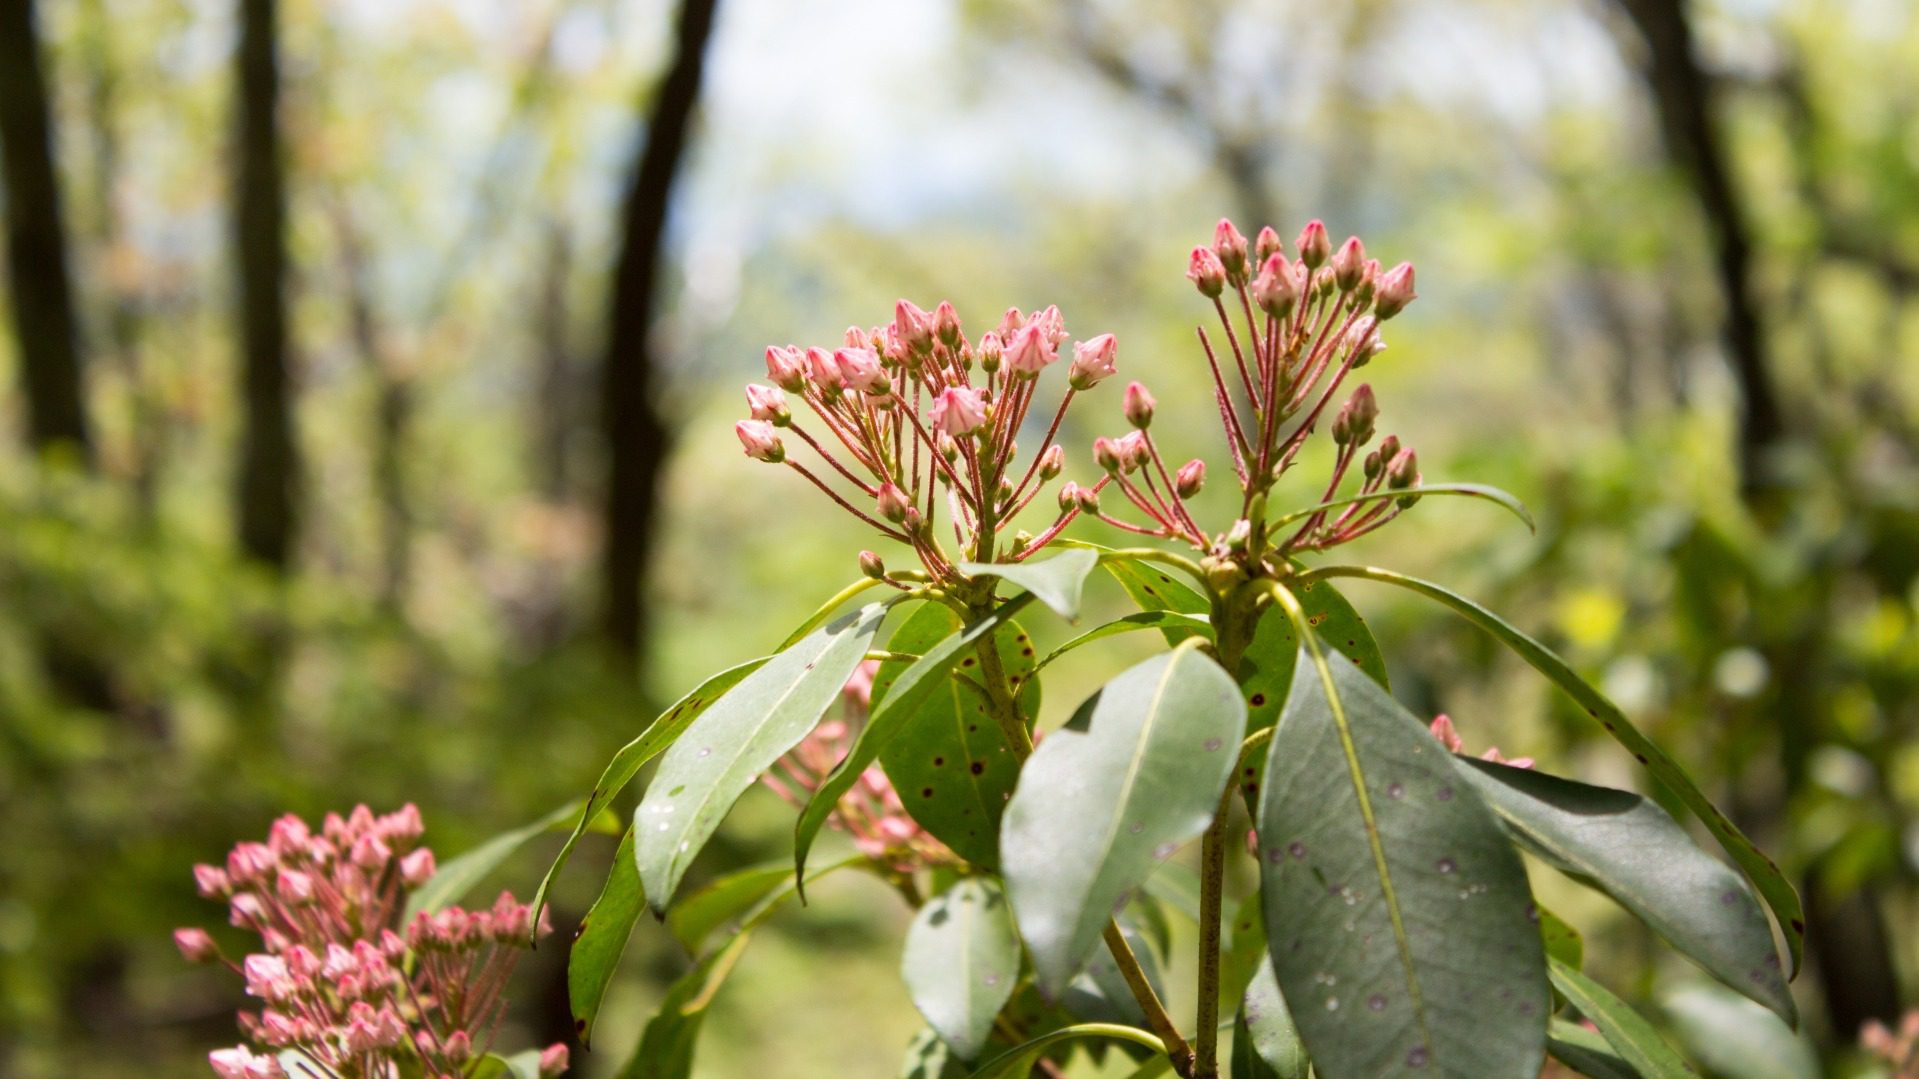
[1,0,1915,1075]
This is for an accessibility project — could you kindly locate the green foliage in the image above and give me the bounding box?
[901,878,1021,1061]
[568,824,644,1046]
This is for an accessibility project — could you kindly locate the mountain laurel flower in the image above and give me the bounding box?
[1039,443,1065,480]
[209,1046,284,1079]
[1295,219,1331,268]
[1386,447,1420,489]
[735,419,785,463]
[1332,384,1378,446]
[1374,261,1417,319]
[933,300,962,347]
[976,331,1004,373]
[1115,430,1149,473]
[894,299,935,353]
[1068,334,1118,389]
[805,346,844,395]
[195,864,231,899]
[1344,315,1384,367]
[876,483,911,523]
[1187,246,1227,298]
[1093,436,1124,474]
[1003,321,1055,376]
[1250,253,1298,318]
[859,550,887,580]
[399,847,436,887]
[1332,235,1366,290]
[1213,218,1251,283]
[930,386,988,437]
[175,928,219,964]
[1057,480,1081,511]
[1176,458,1206,498]
[1255,224,1283,263]
[764,345,807,392]
[1076,484,1101,513]
[540,1044,571,1078]
[1122,382,1156,429]
[744,383,790,425]
[834,346,890,395]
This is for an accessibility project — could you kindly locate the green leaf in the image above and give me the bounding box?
[1220,892,1268,1016]
[1100,558,1211,646]
[1032,610,1214,673]
[1002,640,1246,996]
[958,548,1100,620]
[1267,482,1535,534]
[1234,955,1310,1079]
[469,1050,544,1079]
[1307,565,1806,976]
[665,861,792,955]
[1140,861,1204,925]
[1457,759,1794,1025]
[1662,984,1817,1079]
[903,877,1022,1061]
[1063,916,1165,1029]
[1539,904,1585,970]
[793,596,1035,879]
[638,602,891,910]
[900,1026,971,1079]
[967,1023,1166,1079]
[871,600,1039,869]
[408,801,582,921]
[1257,641,1547,1078]
[1547,1019,1643,1079]
[568,824,644,1046]
[531,657,767,928]
[1549,959,1695,1077]
[1237,577,1388,734]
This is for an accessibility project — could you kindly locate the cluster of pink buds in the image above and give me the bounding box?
[1098,219,1423,555]
[179,806,567,1079]
[760,662,958,875]
[737,300,1119,582]
[1862,1010,1919,1078]
[1429,714,1534,769]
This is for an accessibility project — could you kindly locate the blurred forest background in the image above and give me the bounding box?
[1,0,1915,1075]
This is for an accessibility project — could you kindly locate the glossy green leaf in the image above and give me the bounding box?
[795,596,1035,879]
[1220,892,1268,1015]
[1549,959,1695,1077]
[958,548,1100,620]
[1032,610,1214,673]
[1308,565,1805,976]
[1063,917,1165,1029]
[1234,954,1310,1079]
[568,824,644,1046]
[666,861,791,955]
[531,657,767,928]
[968,1023,1166,1079]
[1100,559,1211,645]
[900,1026,970,1079]
[1539,904,1585,970]
[1458,759,1794,1024]
[408,801,582,921]
[903,877,1022,1061]
[1663,984,1817,1079]
[637,602,891,910]
[1548,1019,1643,1079]
[1257,643,1547,1078]
[470,1050,543,1079]
[872,600,1038,869]
[1002,640,1246,996]
[1266,482,1535,533]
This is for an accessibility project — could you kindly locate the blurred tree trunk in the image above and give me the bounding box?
[597,0,720,669]
[1606,0,1785,498]
[0,0,93,460]
[233,0,299,568]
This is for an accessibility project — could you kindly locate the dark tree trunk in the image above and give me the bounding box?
[233,0,298,568]
[0,0,92,458]
[1607,0,1786,497]
[597,0,720,668]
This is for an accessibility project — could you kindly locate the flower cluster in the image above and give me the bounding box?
[178,806,568,1079]
[1428,713,1534,769]
[1090,219,1423,556]
[1863,1010,1919,1078]
[759,661,957,875]
[737,301,1119,583]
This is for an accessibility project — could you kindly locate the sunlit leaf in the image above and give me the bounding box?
[1538,904,1585,970]
[1663,984,1817,1079]
[638,602,891,910]
[1002,640,1245,996]
[568,824,643,1046]
[1233,954,1310,1079]
[900,1026,970,1079]
[469,1050,543,1079]
[1549,959,1695,1077]
[958,548,1100,620]
[903,877,1022,1061]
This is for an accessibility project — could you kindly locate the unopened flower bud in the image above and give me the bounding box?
[194,864,231,899]
[1212,218,1250,284]
[1068,334,1118,390]
[399,847,436,888]
[834,346,890,395]
[734,420,785,463]
[876,483,910,523]
[1176,458,1206,498]
[1115,430,1148,473]
[1251,253,1298,318]
[174,928,219,964]
[539,1044,570,1078]
[1004,322,1054,376]
[444,1031,473,1064]
[1354,258,1380,306]
[930,386,988,437]
[900,506,925,536]
[937,433,960,464]
[1296,220,1331,269]
[1122,381,1156,429]
[1076,485,1102,513]
[764,346,807,392]
[1344,316,1384,368]
[1039,443,1064,480]
[1332,385,1378,446]
[1093,436,1123,474]
[1254,225,1283,263]
[1186,246,1227,298]
[1363,450,1383,481]
[1376,435,1400,463]
[977,331,1004,373]
[1057,481,1081,512]
[894,299,934,353]
[1374,261,1417,319]
[1386,447,1419,489]
[805,346,843,396]
[1225,518,1253,554]
[933,301,962,347]
[859,550,887,580]
[743,383,789,426]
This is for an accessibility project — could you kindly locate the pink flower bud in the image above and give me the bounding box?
[275,869,314,904]
[1332,236,1366,290]
[1176,458,1206,498]
[1068,334,1118,390]
[539,1043,571,1077]
[996,306,1024,339]
[194,864,231,899]
[734,420,785,463]
[834,346,890,395]
[1038,443,1065,480]
[744,383,790,425]
[1003,322,1055,376]
[350,833,391,870]
[1093,437,1123,474]
[1295,220,1331,268]
[228,892,266,928]
[1386,447,1419,489]
[1212,218,1250,283]
[209,1046,284,1079]
[226,842,276,884]
[765,346,807,392]
[400,847,436,888]
[1057,481,1081,512]
[1254,225,1283,263]
[929,387,988,438]
[1186,246,1227,298]
[266,815,311,856]
[859,550,886,580]
[804,346,843,395]
[243,954,294,1001]
[933,301,962,347]
[894,299,934,353]
[1115,430,1149,473]
[1429,714,1463,753]
[174,928,219,964]
[1033,305,1068,346]
[1076,485,1102,513]
[1332,385,1378,446]
[976,331,1003,372]
[445,1030,474,1063]
[1343,316,1384,367]
[1374,261,1416,319]
[1251,253,1298,318]
[876,483,911,523]
[1121,382,1156,429]
[258,1009,302,1046]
